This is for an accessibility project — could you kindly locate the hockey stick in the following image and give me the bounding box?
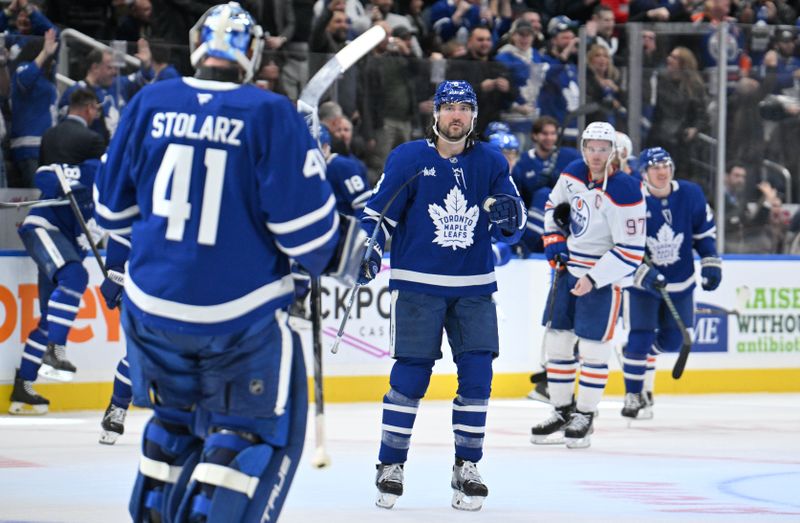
[0,197,68,209]
[695,285,750,317]
[308,276,331,468]
[52,165,108,279]
[297,24,387,140]
[330,169,425,354]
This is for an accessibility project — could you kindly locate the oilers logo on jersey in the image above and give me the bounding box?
[570,195,590,237]
[646,223,684,266]
[429,186,480,250]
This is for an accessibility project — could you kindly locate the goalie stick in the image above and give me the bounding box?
[296,24,386,468]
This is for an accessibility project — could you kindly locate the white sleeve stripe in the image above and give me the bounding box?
[380,223,391,240]
[275,213,339,257]
[364,207,398,228]
[93,185,140,220]
[109,232,131,247]
[267,194,336,234]
[693,227,716,239]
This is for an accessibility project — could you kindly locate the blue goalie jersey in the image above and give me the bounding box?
[20,160,101,252]
[643,180,717,295]
[93,77,338,335]
[361,139,524,297]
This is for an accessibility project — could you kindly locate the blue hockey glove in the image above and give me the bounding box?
[700,257,722,291]
[543,233,569,269]
[357,242,382,286]
[100,269,125,309]
[492,242,512,267]
[482,194,524,234]
[633,264,666,295]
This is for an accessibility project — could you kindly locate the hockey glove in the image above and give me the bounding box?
[700,257,722,291]
[482,194,524,234]
[552,202,571,234]
[633,264,666,296]
[100,268,125,309]
[543,233,569,269]
[492,241,512,267]
[357,242,383,286]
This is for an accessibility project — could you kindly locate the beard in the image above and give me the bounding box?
[437,120,469,141]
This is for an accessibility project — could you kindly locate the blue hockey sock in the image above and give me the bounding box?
[46,263,88,346]
[19,327,48,381]
[112,357,132,409]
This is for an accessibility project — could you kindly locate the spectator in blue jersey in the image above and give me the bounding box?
[9,160,102,415]
[58,40,154,144]
[92,4,366,521]
[762,29,800,94]
[495,19,546,124]
[8,28,58,188]
[447,26,517,136]
[539,16,581,144]
[0,0,57,51]
[621,148,721,420]
[359,80,525,511]
[429,0,487,44]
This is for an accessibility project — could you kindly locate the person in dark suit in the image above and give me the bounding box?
[39,88,105,166]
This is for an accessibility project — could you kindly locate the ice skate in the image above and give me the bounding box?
[99,402,127,445]
[639,391,654,420]
[564,411,594,449]
[375,463,403,509]
[8,371,49,415]
[451,459,488,511]
[38,343,77,382]
[526,372,550,403]
[621,392,645,421]
[530,403,574,444]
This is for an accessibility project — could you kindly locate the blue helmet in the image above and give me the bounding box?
[485,121,511,138]
[639,147,673,170]
[318,125,332,147]
[189,2,264,82]
[488,132,520,152]
[433,80,478,113]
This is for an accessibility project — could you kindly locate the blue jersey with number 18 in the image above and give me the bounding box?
[93,77,338,335]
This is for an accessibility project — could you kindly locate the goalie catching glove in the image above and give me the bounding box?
[482,194,525,234]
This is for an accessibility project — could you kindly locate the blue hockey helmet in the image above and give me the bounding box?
[485,121,511,138]
[318,125,332,147]
[639,147,673,171]
[433,80,478,113]
[488,132,520,152]
[189,2,264,83]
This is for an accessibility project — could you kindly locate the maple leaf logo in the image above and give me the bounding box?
[428,186,480,250]
[646,223,684,266]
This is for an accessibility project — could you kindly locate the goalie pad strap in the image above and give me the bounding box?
[190,462,260,498]
[139,454,183,484]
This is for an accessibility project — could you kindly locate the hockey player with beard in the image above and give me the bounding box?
[92,3,367,521]
[621,147,721,420]
[530,121,646,448]
[358,80,525,512]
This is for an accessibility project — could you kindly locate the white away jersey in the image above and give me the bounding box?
[545,159,646,288]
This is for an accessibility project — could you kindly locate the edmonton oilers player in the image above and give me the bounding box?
[358,80,525,511]
[9,160,101,414]
[93,3,366,522]
[621,147,721,419]
[531,121,646,448]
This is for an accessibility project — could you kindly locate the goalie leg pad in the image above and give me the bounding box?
[176,340,308,523]
[324,213,369,286]
[129,406,202,523]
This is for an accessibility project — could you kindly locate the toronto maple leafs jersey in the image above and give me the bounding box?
[642,180,717,295]
[545,159,646,288]
[19,160,100,253]
[511,146,582,203]
[361,139,524,297]
[93,77,338,335]
[326,153,371,216]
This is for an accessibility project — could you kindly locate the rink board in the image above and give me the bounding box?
[0,252,798,411]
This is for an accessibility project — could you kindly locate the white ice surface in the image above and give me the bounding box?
[0,394,798,522]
